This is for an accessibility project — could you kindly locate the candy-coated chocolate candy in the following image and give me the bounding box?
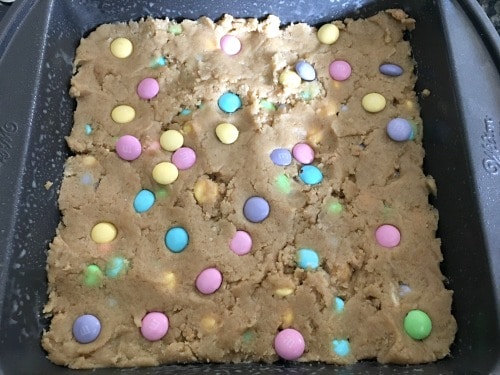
[111,105,135,123]
[105,257,128,278]
[299,165,323,185]
[152,162,178,185]
[387,118,412,142]
[243,196,270,223]
[295,60,316,81]
[229,230,252,255]
[361,93,386,113]
[84,265,103,287]
[329,60,352,81]
[165,227,189,253]
[133,189,155,213]
[332,339,350,356]
[274,328,305,360]
[296,248,320,269]
[380,63,403,77]
[292,143,315,164]
[279,70,301,88]
[375,224,401,248]
[220,34,241,55]
[116,135,142,161]
[218,92,242,113]
[216,123,239,144]
[317,24,339,44]
[404,309,432,340]
[141,312,169,341]
[73,314,101,344]
[160,129,184,151]
[110,37,133,58]
[196,267,223,294]
[91,222,117,244]
[137,77,159,100]
[172,147,196,170]
[270,148,292,166]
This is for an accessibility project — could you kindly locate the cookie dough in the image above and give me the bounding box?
[42,10,456,368]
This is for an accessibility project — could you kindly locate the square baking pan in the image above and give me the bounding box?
[0,0,498,374]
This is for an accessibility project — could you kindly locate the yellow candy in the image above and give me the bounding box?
[200,316,217,332]
[152,162,178,185]
[160,129,184,151]
[91,222,117,244]
[281,309,294,327]
[164,272,176,290]
[194,178,219,204]
[317,24,340,44]
[215,123,239,144]
[275,288,294,297]
[82,155,97,166]
[279,70,301,88]
[361,93,386,113]
[111,105,135,123]
[110,37,133,58]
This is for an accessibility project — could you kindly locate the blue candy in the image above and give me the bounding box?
[332,339,350,356]
[295,60,316,81]
[379,63,403,77]
[299,165,323,185]
[133,189,155,213]
[105,257,128,278]
[165,226,189,253]
[296,248,319,270]
[243,196,270,223]
[334,297,345,313]
[218,92,242,113]
[386,118,412,142]
[73,314,101,344]
[270,148,292,166]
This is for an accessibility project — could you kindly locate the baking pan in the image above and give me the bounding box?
[0,0,498,374]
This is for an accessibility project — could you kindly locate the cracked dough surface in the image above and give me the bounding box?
[42,10,456,369]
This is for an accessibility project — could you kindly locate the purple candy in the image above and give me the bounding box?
[387,118,412,142]
[73,314,101,344]
[137,77,160,99]
[379,63,403,77]
[270,148,292,166]
[116,135,142,161]
[243,196,270,223]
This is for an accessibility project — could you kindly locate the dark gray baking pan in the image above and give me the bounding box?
[0,0,498,374]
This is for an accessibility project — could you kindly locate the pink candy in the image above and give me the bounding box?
[220,34,241,55]
[375,224,401,248]
[116,135,142,161]
[137,77,160,100]
[329,60,352,81]
[229,230,252,256]
[292,143,315,164]
[171,147,196,170]
[196,267,223,294]
[274,328,305,360]
[140,312,169,341]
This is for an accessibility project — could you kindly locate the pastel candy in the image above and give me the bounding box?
[220,34,241,55]
[274,328,305,360]
[317,23,339,44]
[329,60,352,81]
[297,248,320,269]
[137,77,160,99]
[133,189,155,213]
[172,147,196,170]
[73,314,101,344]
[387,118,412,142]
[141,312,169,341]
[404,310,432,340]
[375,224,401,248]
[270,148,292,166]
[229,230,252,255]
[116,135,142,161]
[110,37,133,58]
[165,227,189,253]
[295,60,316,81]
[292,143,315,164]
[380,63,404,77]
[243,196,270,223]
[299,165,323,185]
[218,92,242,113]
[196,267,223,294]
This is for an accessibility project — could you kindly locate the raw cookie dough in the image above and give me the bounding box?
[42,10,456,369]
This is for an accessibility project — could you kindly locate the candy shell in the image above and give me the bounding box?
[387,118,412,142]
[317,23,339,44]
[220,34,241,55]
[137,77,160,100]
[105,257,128,278]
[133,189,155,213]
[91,222,117,244]
[380,63,404,77]
[216,123,239,144]
[141,312,169,341]
[295,60,316,81]
[332,339,350,356]
[361,93,386,113]
[279,70,301,88]
[196,267,223,294]
[274,328,305,360]
[111,105,135,123]
[152,162,178,185]
[229,230,252,256]
[160,129,184,151]
[84,265,103,287]
[243,196,270,223]
[404,310,432,340]
[110,37,133,58]
[270,148,292,166]
[334,297,345,313]
[296,248,320,270]
[218,92,242,113]
[116,135,142,161]
[165,226,189,253]
[299,165,323,185]
[292,143,315,164]
[172,147,196,170]
[329,60,352,81]
[375,224,401,248]
[73,314,101,344]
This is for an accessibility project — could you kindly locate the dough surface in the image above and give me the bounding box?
[42,11,456,368]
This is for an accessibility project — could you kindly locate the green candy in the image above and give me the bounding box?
[275,174,292,194]
[404,309,432,340]
[84,264,103,287]
[168,24,183,35]
[328,201,343,214]
[259,99,276,111]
